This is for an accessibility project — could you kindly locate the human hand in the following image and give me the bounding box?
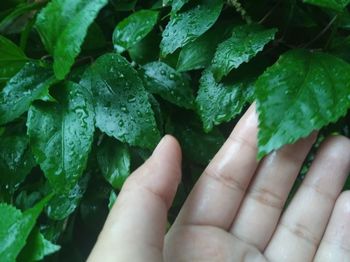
[88,104,350,262]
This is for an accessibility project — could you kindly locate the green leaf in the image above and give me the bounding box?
[0,134,36,191]
[27,82,95,193]
[196,68,253,132]
[176,22,233,72]
[141,61,194,109]
[108,190,117,210]
[110,0,137,11]
[0,62,56,125]
[35,0,108,80]
[113,10,159,53]
[0,35,28,82]
[303,0,350,11]
[255,49,350,158]
[160,0,223,56]
[211,24,277,82]
[97,137,130,190]
[18,228,60,261]
[80,53,160,149]
[46,174,89,220]
[0,196,51,262]
[128,30,160,65]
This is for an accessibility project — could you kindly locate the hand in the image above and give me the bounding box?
[88,104,350,262]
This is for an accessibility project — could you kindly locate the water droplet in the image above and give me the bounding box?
[121,106,128,113]
[118,120,124,127]
[160,70,166,76]
[169,73,175,80]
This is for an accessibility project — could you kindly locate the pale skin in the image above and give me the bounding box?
[88,104,350,262]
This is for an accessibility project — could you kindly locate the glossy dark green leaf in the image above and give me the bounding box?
[303,0,350,11]
[196,69,253,132]
[211,24,277,82]
[97,137,130,190]
[108,191,117,210]
[176,22,233,72]
[141,61,194,109]
[171,0,190,12]
[255,49,350,158]
[0,35,28,82]
[46,174,89,220]
[110,0,137,11]
[0,134,36,191]
[160,0,223,56]
[0,196,50,262]
[0,62,56,125]
[80,53,160,149]
[27,82,95,193]
[128,30,160,64]
[113,10,159,53]
[35,0,108,80]
[18,228,60,261]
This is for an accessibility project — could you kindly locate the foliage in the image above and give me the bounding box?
[0,0,350,260]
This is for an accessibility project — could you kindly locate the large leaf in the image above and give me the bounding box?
[27,82,95,193]
[211,24,277,82]
[113,10,159,53]
[255,49,350,158]
[0,196,50,262]
[171,0,190,13]
[196,68,254,132]
[160,0,223,56]
[35,0,108,80]
[0,35,28,82]
[97,137,130,190]
[0,134,36,191]
[141,61,194,109]
[176,22,233,72]
[303,0,350,11]
[0,62,56,125]
[80,53,160,149]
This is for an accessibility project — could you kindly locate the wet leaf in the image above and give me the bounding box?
[0,62,56,125]
[256,49,350,158]
[160,0,223,56]
[141,61,194,109]
[196,68,253,132]
[304,0,350,11]
[80,53,160,149]
[113,9,159,53]
[27,82,95,193]
[211,24,277,82]
[35,0,108,79]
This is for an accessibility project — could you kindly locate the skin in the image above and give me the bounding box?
[88,104,350,262]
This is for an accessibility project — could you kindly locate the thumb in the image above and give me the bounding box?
[88,135,182,262]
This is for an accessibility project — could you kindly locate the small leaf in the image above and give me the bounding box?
[177,22,233,72]
[35,0,108,80]
[141,61,194,109]
[0,196,51,262]
[0,35,28,82]
[27,82,95,193]
[0,134,36,191]
[303,0,350,11]
[160,0,223,56]
[108,191,117,210]
[46,174,90,220]
[18,228,60,261]
[255,49,350,158]
[211,24,277,82]
[97,137,130,190]
[0,62,56,125]
[113,10,159,53]
[80,53,160,149]
[171,0,190,13]
[196,68,253,132]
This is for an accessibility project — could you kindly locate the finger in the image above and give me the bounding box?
[230,132,317,250]
[314,191,350,262]
[88,135,182,262]
[265,136,350,262]
[174,104,259,230]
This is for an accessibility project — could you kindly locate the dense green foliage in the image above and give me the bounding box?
[0,0,350,260]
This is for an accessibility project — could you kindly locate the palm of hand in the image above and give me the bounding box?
[89,105,350,262]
